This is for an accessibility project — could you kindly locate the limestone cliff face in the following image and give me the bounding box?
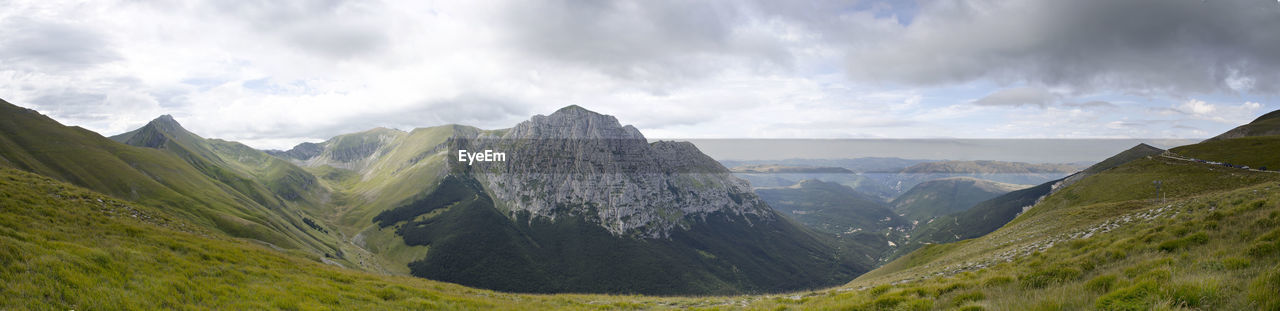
[461,105,772,238]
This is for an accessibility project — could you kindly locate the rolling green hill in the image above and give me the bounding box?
[0,100,353,264]
[891,177,1027,225]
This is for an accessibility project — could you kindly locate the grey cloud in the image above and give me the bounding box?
[28,92,107,119]
[499,1,793,86]
[972,87,1056,108]
[0,17,121,72]
[844,0,1280,95]
[400,94,535,130]
[1062,101,1117,108]
[200,0,388,59]
[208,93,534,143]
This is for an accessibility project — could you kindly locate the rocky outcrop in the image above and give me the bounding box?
[266,142,323,161]
[462,105,772,238]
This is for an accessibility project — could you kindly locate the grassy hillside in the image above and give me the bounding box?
[902,144,1168,256]
[818,155,1280,310]
[1172,136,1280,170]
[0,100,346,260]
[891,177,1027,225]
[0,167,766,309]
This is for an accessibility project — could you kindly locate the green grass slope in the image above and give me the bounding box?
[904,144,1167,254]
[825,140,1280,309]
[0,100,349,264]
[741,174,1280,310]
[1172,135,1280,170]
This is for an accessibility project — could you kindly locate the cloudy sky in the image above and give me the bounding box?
[2,0,1278,150]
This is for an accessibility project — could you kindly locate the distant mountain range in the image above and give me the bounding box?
[728,159,1084,201]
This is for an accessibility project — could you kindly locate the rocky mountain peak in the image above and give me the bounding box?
[144,114,191,136]
[506,105,644,140]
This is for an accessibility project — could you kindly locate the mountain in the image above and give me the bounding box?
[268,105,866,295]
[898,160,1082,174]
[1207,109,1280,140]
[890,177,1027,225]
[0,99,352,263]
[110,115,327,208]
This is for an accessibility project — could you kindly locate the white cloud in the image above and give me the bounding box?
[1174,99,1263,124]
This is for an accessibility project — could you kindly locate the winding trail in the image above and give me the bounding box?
[1159,151,1278,174]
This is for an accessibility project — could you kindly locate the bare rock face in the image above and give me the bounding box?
[460,105,772,238]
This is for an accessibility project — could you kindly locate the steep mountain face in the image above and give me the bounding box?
[465,105,771,238]
[1207,109,1280,140]
[890,177,1027,225]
